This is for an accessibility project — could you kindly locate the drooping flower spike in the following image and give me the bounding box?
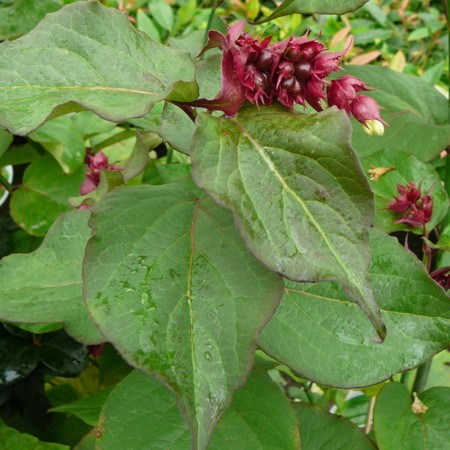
[192,22,387,133]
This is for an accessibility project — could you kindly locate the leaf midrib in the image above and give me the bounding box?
[232,119,360,290]
[285,288,450,321]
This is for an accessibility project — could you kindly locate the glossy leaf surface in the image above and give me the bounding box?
[83,180,283,449]
[258,229,450,387]
[374,383,450,449]
[95,369,299,449]
[192,104,385,340]
[256,0,369,23]
[0,1,198,135]
[296,403,376,449]
[0,211,103,344]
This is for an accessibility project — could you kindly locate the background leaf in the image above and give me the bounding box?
[342,66,450,161]
[0,1,198,135]
[0,418,68,449]
[192,105,385,340]
[256,0,369,23]
[295,403,376,449]
[0,0,62,40]
[258,229,450,388]
[374,383,450,449]
[10,155,84,236]
[83,180,283,448]
[0,211,103,344]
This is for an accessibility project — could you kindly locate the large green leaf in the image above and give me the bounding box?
[295,403,376,449]
[209,368,299,449]
[255,0,369,24]
[258,229,450,388]
[0,0,62,40]
[83,180,283,449]
[374,383,450,449]
[0,211,103,344]
[95,369,299,449]
[10,155,84,236]
[361,149,449,234]
[342,66,450,161]
[192,104,386,340]
[0,1,198,136]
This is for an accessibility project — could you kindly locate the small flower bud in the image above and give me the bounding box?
[363,119,385,136]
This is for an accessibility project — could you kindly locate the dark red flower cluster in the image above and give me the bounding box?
[387,182,433,228]
[80,151,121,204]
[193,22,386,131]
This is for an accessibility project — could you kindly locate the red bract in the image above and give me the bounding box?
[81,151,121,196]
[387,182,433,228]
[192,22,387,128]
[430,267,450,290]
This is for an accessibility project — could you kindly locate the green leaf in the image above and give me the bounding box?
[95,369,299,449]
[362,0,387,26]
[353,29,392,45]
[342,66,450,161]
[408,27,431,41]
[295,403,376,449]
[437,223,450,249]
[148,0,174,32]
[10,155,84,236]
[0,326,39,385]
[0,1,198,136]
[0,128,13,159]
[0,143,41,167]
[38,331,89,377]
[120,131,154,182]
[421,61,445,85]
[0,0,62,40]
[0,211,104,344]
[176,0,196,30]
[196,54,222,100]
[29,116,86,173]
[374,383,450,449]
[0,418,68,449]
[159,54,222,155]
[136,10,161,43]
[50,388,113,426]
[258,229,450,388]
[209,369,300,449]
[160,103,195,155]
[191,105,386,341]
[361,149,449,234]
[255,0,369,24]
[83,180,283,449]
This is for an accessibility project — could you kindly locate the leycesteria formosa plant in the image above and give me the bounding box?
[0,1,448,449]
